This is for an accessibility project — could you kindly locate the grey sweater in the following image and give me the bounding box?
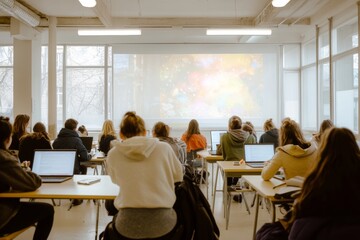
[0,149,42,229]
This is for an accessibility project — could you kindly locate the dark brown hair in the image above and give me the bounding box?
[64,118,78,130]
[0,120,12,150]
[13,114,30,137]
[228,115,242,130]
[290,128,360,225]
[120,111,146,139]
[152,122,170,138]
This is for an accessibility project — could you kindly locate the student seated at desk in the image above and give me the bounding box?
[261,119,317,181]
[181,119,207,166]
[106,112,183,239]
[0,119,54,240]
[9,114,30,151]
[18,122,52,169]
[221,115,256,186]
[152,121,186,164]
[98,120,117,156]
[288,127,360,240]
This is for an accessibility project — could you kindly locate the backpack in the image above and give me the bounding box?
[173,165,220,240]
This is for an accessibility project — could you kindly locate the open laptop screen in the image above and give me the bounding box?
[80,136,93,153]
[210,130,227,151]
[244,144,274,163]
[32,149,76,176]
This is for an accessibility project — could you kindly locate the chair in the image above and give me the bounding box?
[0,226,33,240]
[186,149,209,198]
[225,183,253,230]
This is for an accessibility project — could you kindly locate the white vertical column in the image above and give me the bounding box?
[48,16,57,139]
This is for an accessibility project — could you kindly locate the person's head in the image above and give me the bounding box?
[319,119,334,136]
[242,123,254,135]
[279,119,309,148]
[13,114,30,136]
[120,111,146,139]
[33,122,47,133]
[0,116,10,122]
[78,125,88,136]
[245,121,256,133]
[0,120,13,150]
[152,122,170,138]
[185,119,201,141]
[228,115,242,130]
[64,118,78,131]
[263,118,276,132]
[101,120,116,136]
[292,127,360,223]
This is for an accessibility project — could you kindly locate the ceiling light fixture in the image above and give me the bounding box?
[206,29,272,36]
[0,0,40,27]
[272,0,291,7]
[78,0,97,8]
[78,29,142,36]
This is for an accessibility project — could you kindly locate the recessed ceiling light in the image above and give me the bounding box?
[78,0,97,8]
[78,29,142,36]
[206,29,272,36]
[272,0,291,7]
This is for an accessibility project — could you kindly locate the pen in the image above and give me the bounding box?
[273,182,286,189]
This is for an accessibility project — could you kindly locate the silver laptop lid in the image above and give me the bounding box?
[210,130,227,151]
[32,149,76,177]
[244,144,274,163]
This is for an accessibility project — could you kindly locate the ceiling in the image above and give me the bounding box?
[0,0,357,44]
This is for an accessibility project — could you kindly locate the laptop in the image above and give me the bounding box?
[244,143,274,168]
[80,136,93,153]
[209,130,227,155]
[32,149,77,183]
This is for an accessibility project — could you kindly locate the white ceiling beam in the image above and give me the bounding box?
[92,0,112,27]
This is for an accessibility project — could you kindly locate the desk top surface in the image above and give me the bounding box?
[197,150,223,161]
[242,175,286,198]
[0,175,119,200]
[217,161,263,173]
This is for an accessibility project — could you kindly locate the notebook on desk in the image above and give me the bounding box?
[244,144,274,168]
[80,136,93,153]
[32,149,76,183]
[209,130,226,155]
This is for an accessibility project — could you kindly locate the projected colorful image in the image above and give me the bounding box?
[113,53,277,126]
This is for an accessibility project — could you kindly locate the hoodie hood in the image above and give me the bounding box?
[114,136,158,161]
[57,128,79,138]
[279,143,316,158]
[228,129,249,144]
[266,128,279,138]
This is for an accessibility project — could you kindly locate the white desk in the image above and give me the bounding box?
[212,161,262,226]
[242,175,295,240]
[0,175,119,240]
[197,150,223,196]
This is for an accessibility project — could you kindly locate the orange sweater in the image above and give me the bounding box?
[181,133,207,152]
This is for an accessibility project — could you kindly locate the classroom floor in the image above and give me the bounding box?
[15,167,284,240]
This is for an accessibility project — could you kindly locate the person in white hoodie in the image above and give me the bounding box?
[261,119,317,181]
[106,111,183,239]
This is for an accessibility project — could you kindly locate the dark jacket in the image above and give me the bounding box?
[52,128,91,174]
[99,134,117,155]
[173,165,220,240]
[0,149,42,230]
[289,217,360,240]
[259,128,279,149]
[18,133,52,168]
[9,132,22,150]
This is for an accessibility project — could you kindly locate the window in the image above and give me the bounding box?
[65,46,106,130]
[332,18,358,55]
[0,46,13,117]
[334,54,358,132]
[302,66,317,130]
[319,62,330,122]
[283,71,300,122]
